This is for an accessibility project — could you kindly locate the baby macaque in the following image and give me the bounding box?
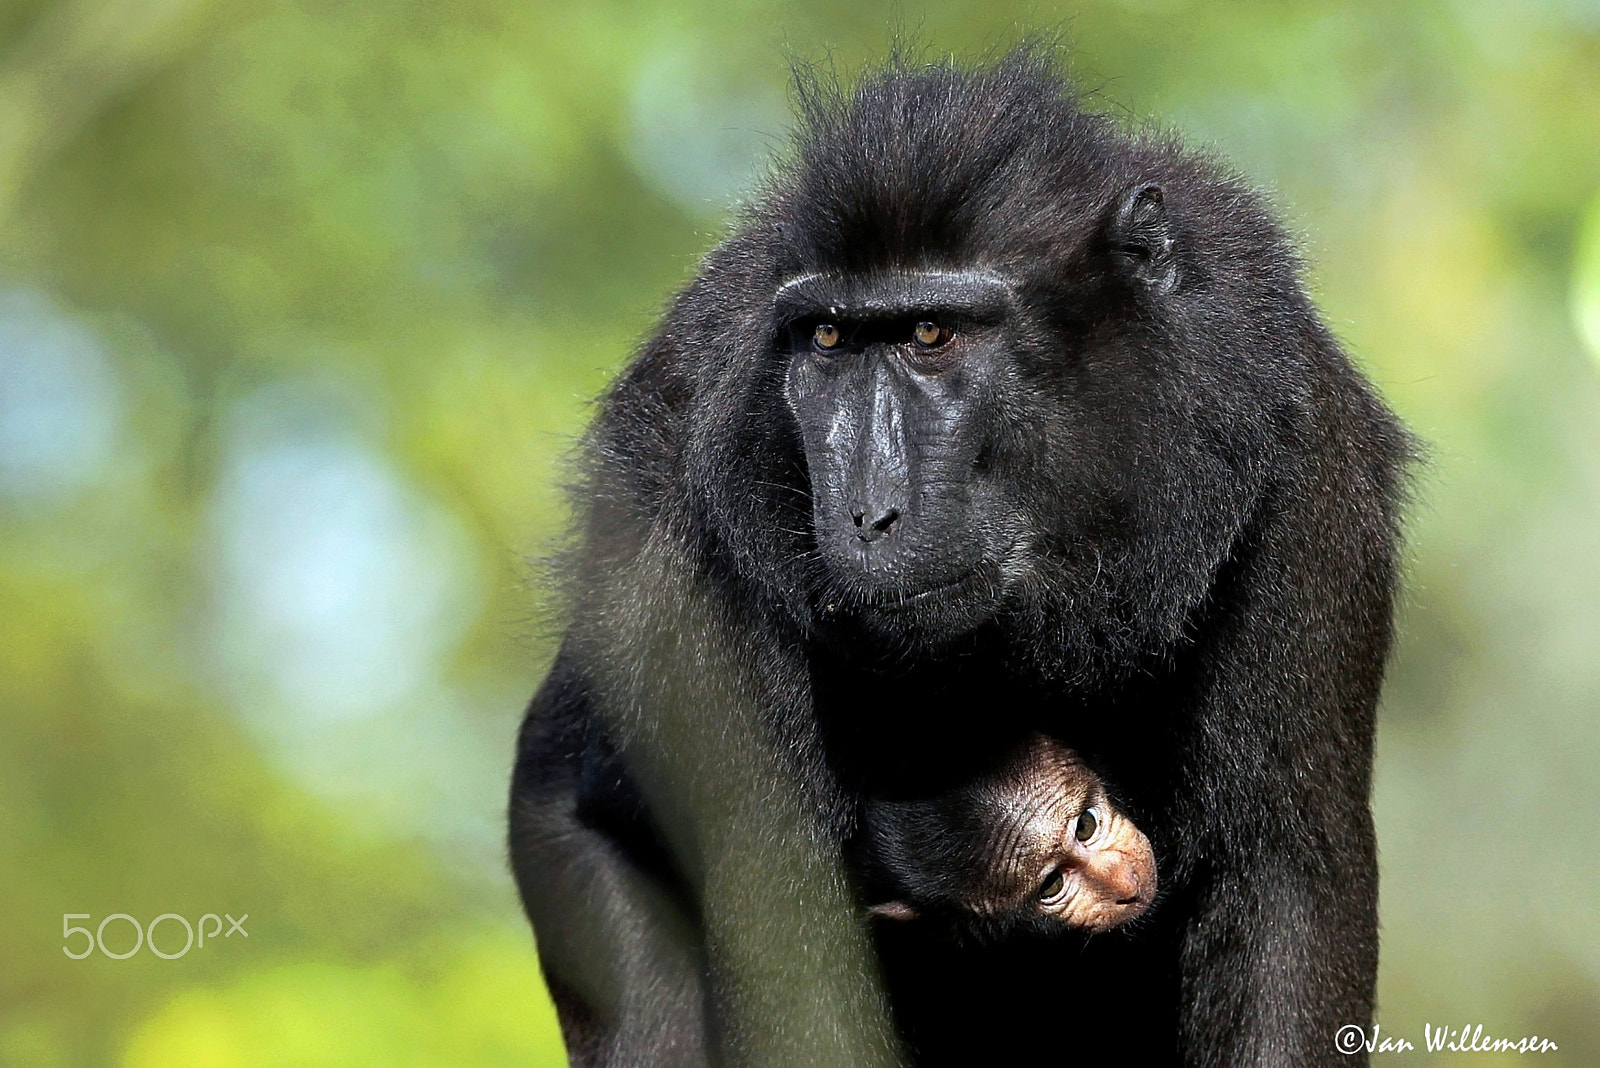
[857,734,1156,937]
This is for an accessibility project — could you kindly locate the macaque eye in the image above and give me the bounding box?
[1038,869,1066,902]
[912,321,950,347]
[1075,808,1099,842]
[813,323,842,350]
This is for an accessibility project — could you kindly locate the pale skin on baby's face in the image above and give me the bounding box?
[870,737,1156,932]
[1006,775,1155,932]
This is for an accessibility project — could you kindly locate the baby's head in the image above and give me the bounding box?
[860,735,1155,937]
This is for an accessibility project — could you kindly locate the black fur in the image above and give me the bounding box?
[511,50,1411,1067]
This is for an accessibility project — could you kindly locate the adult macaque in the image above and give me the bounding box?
[510,50,1411,1067]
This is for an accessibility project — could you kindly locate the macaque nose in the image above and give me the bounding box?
[851,505,901,541]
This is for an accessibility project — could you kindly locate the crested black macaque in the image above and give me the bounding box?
[509,50,1411,1068]
[858,734,1156,937]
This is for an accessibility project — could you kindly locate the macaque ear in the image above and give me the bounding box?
[868,901,920,922]
[1107,183,1179,291]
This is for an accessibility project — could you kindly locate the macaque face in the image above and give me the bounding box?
[1022,784,1156,932]
[863,735,1156,935]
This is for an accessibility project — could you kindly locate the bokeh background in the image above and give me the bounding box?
[2,1,1598,1064]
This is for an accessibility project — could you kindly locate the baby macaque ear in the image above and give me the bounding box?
[868,901,920,922]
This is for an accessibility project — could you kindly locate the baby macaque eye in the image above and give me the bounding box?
[1038,869,1066,902]
[1074,808,1099,842]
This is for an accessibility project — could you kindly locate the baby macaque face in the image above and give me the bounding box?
[1010,766,1155,931]
[866,735,1156,934]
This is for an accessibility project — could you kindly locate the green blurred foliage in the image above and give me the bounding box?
[0,0,1597,1064]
